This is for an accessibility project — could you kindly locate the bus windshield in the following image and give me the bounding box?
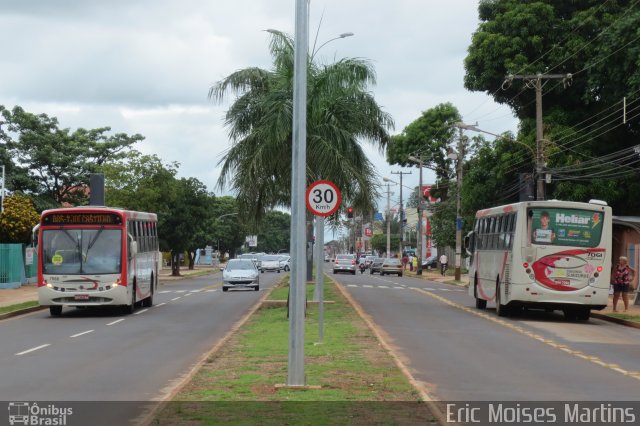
[42,228,122,275]
[529,207,604,247]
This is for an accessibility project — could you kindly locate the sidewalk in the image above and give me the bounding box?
[0,266,220,309]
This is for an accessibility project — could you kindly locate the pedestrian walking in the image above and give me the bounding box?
[439,253,448,276]
[612,256,636,312]
[402,254,409,271]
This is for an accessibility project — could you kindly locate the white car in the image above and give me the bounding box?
[222,259,260,292]
[278,255,291,272]
[260,254,283,273]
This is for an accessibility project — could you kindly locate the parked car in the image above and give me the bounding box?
[260,254,282,273]
[369,257,384,274]
[333,254,357,275]
[422,255,438,270]
[278,255,291,272]
[380,258,403,277]
[222,259,260,292]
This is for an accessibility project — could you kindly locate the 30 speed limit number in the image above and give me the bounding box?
[306,180,341,217]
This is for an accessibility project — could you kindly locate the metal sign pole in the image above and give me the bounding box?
[287,0,308,387]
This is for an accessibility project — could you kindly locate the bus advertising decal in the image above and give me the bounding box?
[532,248,605,292]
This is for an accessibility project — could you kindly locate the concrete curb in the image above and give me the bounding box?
[0,304,46,320]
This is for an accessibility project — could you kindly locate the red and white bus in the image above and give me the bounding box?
[37,206,160,316]
[466,199,611,320]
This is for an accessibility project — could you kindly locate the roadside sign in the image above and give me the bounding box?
[306,180,341,217]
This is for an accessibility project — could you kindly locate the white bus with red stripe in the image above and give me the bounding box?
[37,207,160,316]
[465,200,611,320]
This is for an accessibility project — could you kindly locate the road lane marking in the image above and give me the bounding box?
[189,290,203,293]
[70,330,94,338]
[347,284,357,287]
[175,290,187,293]
[159,291,171,294]
[156,302,167,307]
[410,287,640,382]
[16,344,50,356]
[363,285,373,288]
[378,285,389,288]
[107,319,125,325]
[171,297,181,301]
[134,309,149,315]
[184,293,192,297]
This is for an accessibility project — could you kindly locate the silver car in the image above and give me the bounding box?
[260,254,282,273]
[333,254,357,275]
[223,259,260,292]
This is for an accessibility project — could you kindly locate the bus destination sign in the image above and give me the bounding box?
[43,212,123,226]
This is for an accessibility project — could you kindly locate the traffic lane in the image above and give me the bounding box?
[0,272,281,402]
[430,282,640,377]
[0,274,225,359]
[336,278,640,401]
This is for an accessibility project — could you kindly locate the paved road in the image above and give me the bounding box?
[0,270,283,425]
[333,271,640,402]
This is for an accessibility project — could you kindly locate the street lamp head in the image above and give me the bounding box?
[408,155,420,164]
[339,32,354,38]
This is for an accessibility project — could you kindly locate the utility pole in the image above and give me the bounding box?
[505,73,572,200]
[391,171,411,257]
[385,183,393,257]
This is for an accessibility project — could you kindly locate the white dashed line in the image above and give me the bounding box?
[175,290,187,293]
[171,297,181,301]
[363,285,373,288]
[347,284,357,287]
[393,286,404,289]
[107,319,125,326]
[16,344,50,356]
[134,309,149,315]
[159,291,171,294]
[156,302,167,307]
[184,293,192,297]
[205,289,217,293]
[70,330,94,338]
[378,285,389,289]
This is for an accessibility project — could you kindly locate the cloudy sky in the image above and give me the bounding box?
[0,0,517,213]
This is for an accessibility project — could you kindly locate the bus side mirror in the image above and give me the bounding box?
[129,241,138,257]
[464,231,475,256]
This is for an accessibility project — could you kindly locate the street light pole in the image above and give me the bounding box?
[288,0,309,387]
[408,156,423,275]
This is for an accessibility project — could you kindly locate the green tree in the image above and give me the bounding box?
[370,233,400,256]
[464,1,640,212]
[210,196,246,259]
[103,151,180,214]
[255,210,291,254]
[160,178,211,276]
[387,103,461,201]
[0,194,40,244]
[209,30,394,226]
[1,105,142,206]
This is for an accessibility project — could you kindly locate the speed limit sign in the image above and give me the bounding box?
[306,180,341,217]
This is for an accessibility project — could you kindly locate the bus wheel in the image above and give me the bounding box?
[142,276,154,308]
[495,279,509,317]
[576,308,591,321]
[49,306,62,316]
[474,279,487,309]
[563,308,578,321]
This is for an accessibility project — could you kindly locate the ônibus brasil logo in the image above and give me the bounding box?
[7,402,73,426]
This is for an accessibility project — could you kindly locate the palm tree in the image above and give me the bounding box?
[209,30,394,226]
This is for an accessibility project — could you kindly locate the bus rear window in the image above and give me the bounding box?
[529,208,604,247]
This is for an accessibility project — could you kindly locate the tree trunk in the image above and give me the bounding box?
[171,250,181,276]
[188,250,195,270]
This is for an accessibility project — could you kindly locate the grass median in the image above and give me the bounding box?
[152,275,437,425]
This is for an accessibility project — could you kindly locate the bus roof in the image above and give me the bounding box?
[475,200,610,219]
[41,206,157,222]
